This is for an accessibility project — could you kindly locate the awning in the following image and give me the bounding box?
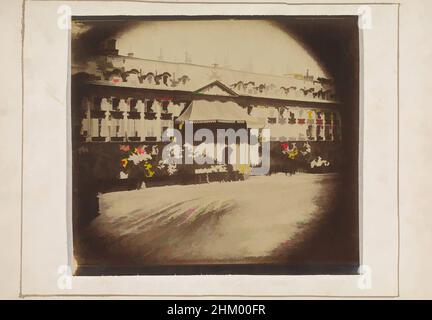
[175,100,266,129]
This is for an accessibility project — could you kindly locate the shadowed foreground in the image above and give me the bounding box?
[74,173,358,275]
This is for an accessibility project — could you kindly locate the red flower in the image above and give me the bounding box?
[281,143,289,151]
[135,146,145,155]
[119,145,130,152]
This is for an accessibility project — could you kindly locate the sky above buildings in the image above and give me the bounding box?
[76,19,328,78]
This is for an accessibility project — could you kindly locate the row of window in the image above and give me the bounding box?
[79,97,341,142]
[80,118,340,142]
[269,124,341,142]
[267,117,336,125]
[80,117,172,142]
[84,97,186,116]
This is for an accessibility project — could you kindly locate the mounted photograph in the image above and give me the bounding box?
[71,16,360,275]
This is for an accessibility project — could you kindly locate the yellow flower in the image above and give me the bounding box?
[121,158,128,168]
[288,149,299,159]
[144,162,155,177]
[238,164,251,174]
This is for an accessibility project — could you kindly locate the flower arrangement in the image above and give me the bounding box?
[195,165,227,174]
[237,164,252,175]
[157,159,178,176]
[310,156,330,169]
[119,144,155,178]
[281,142,299,160]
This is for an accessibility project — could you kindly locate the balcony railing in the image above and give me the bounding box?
[90,110,106,118]
[91,137,106,142]
[128,111,141,119]
[144,112,157,120]
[110,111,123,119]
[268,117,277,124]
[160,113,173,120]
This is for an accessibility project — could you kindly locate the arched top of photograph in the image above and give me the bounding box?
[71,16,359,276]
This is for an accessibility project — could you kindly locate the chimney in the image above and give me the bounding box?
[102,39,119,56]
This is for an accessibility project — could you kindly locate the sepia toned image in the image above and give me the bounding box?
[71,16,360,275]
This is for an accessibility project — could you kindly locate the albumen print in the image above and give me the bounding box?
[71,16,359,275]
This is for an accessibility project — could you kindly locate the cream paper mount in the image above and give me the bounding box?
[20,1,398,297]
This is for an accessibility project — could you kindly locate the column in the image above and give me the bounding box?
[137,99,146,141]
[329,112,334,141]
[100,98,111,141]
[126,98,134,138]
[143,99,152,139]
[324,113,328,140]
[297,108,307,141]
[101,111,110,141]
[289,107,298,141]
[316,110,324,141]
[119,98,129,139]
[307,109,316,140]
[153,99,162,141]
[335,111,342,141]
[82,97,92,142]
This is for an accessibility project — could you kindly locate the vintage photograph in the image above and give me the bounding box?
[71,16,360,275]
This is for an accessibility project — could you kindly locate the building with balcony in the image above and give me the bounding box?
[72,40,341,147]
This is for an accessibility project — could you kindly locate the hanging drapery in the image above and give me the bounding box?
[91,119,99,137]
[100,118,110,137]
[176,100,266,129]
[81,118,89,136]
[110,118,119,137]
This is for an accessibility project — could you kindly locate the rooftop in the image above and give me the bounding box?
[73,51,337,104]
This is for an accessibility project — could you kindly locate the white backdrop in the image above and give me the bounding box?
[10,0,401,298]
